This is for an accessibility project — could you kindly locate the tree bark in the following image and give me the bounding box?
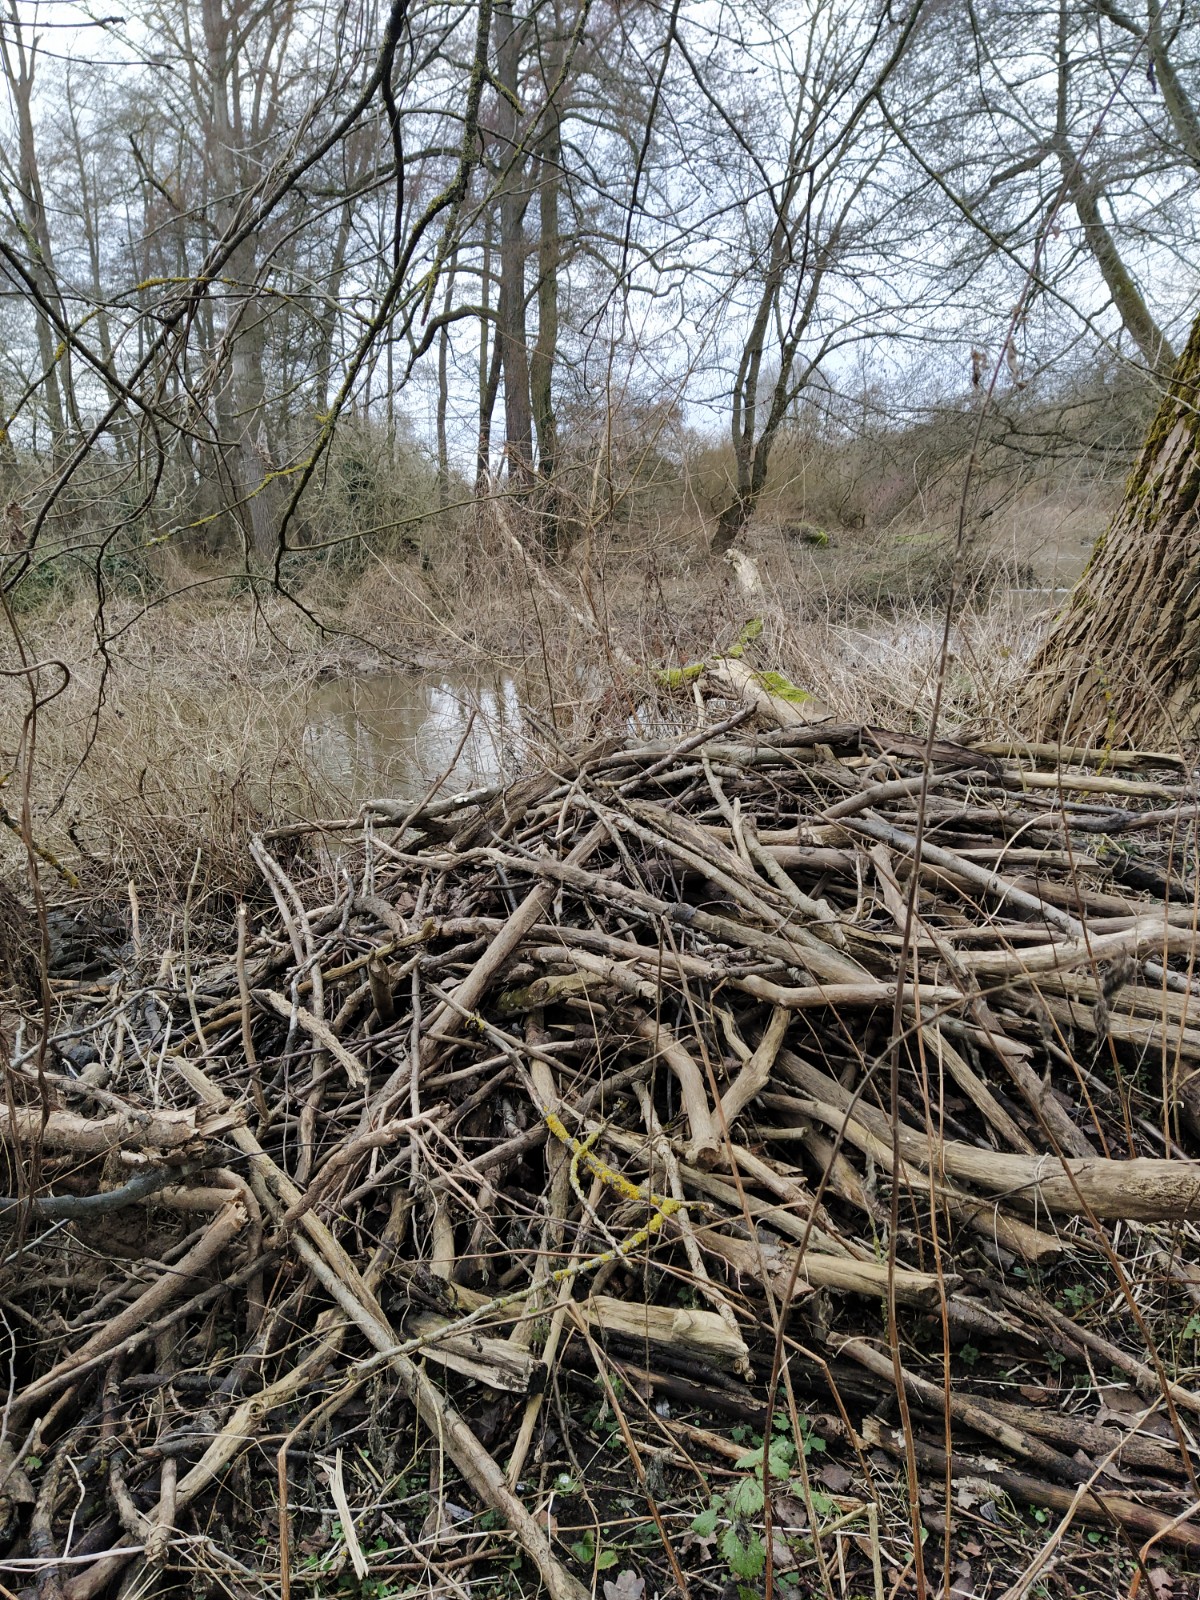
[436,251,458,508]
[493,0,534,487]
[200,0,289,566]
[1024,309,1200,748]
[0,5,74,452]
[476,209,502,493]
[530,81,561,481]
[1055,4,1174,373]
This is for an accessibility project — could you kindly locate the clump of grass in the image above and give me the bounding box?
[1,591,350,942]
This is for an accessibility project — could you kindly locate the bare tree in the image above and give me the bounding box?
[0,1,78,450]
[665,0,929,553]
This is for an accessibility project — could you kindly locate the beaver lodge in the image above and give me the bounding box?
[4,707,1200,1599]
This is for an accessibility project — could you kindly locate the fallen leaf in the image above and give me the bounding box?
[771,1531,797,1573]
[949,1560,974,1600]
[603,1570,645,1600]
[772,1492,809,1531]
[818,1461,852,1493]
[956,1477,997,1512]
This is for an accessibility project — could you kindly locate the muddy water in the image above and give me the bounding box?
[304,670,526,803]
[303,584,1066,804]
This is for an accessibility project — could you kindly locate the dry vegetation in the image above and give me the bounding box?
[3,0,1199,1583]
[4,700,1200,1600]
[7,407,1179,1600]
[0,483,1088,940]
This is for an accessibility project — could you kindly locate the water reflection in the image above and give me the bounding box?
[304,670,525,802]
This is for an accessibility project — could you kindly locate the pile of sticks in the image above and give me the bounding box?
[5,708,1200,1598]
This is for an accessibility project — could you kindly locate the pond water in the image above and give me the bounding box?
[302,586,1061,805]
[304,670,527,803]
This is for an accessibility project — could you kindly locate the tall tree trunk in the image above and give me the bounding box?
[476,211,501,493]
[315,194,357,417]
[530,91,562,546]
[530,82,561,480]
[0,8,72,452]
[436,251,458,508]
[1054,4,1174,373]
[65,76,132,462]
[0,382,18,474]
[493,0,534,486]
[227,258,280,565]
[1023,310,1200,748]
[201,0,281,566]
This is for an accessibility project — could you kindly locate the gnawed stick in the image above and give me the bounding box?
[630,1012,720,1166]
[793,1092,1200,1223]
[845,811,1080,933]
[253,987,368,1088]
[960,912,1198,978]
[65,1331,344,1600]
[635,1080,751,1376]
[691,1223,950,1308]
[0,1101,236,1155]
[720,1005,790,1126]
[417,822,608,1059]
[13,1200,247,1418]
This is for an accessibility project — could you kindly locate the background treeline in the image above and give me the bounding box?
[0,0,1194,602]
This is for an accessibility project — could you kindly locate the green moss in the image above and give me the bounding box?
[655,662,705,690]
[755,670,811,705]
[784,522,830,547]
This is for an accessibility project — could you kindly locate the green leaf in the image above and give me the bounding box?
[729,1478,765,1519]
[691,1507,719,1538]
[737,1437,793,1478]
[721,1528,766,1580]
[595,1550,619,1570]
[24,1455,41,1470]
[571,1536,595,1564]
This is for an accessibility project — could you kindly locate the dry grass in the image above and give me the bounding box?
[2,588,350,930]
[1,509,1077,939]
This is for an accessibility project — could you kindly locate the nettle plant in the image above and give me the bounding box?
[691,1413,829,1584]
